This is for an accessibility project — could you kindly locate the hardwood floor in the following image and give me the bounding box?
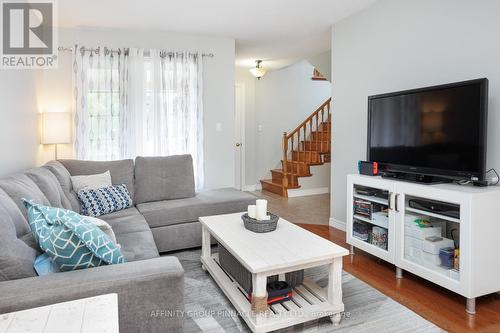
[295,225,500,333]
[256,191,500,333]
[253,191,330,225]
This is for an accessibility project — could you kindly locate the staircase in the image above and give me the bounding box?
[260,98,331,197]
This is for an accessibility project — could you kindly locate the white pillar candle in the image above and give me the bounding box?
[248,205,257,219]
[256,199,268,220]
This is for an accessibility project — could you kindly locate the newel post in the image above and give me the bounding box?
[282,132,289,195]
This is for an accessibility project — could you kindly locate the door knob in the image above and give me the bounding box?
[235,143,242,147]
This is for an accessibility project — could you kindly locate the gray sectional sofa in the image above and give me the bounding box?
[0,155,256,332]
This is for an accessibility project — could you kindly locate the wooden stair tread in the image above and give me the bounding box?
[271,169,312,177]
[282,160,323,166]
[260,179,300,189]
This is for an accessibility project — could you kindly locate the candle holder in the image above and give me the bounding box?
[241,212,279,233]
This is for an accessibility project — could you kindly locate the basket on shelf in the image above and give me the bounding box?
[241,213,279,233]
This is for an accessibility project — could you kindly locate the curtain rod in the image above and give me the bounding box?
[57,46,214,58]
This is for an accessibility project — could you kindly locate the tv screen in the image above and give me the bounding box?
[367,78,488,181]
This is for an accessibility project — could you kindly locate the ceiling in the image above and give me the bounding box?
[58,0,376,70]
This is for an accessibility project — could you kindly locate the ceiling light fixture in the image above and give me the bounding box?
[249,60,267,80]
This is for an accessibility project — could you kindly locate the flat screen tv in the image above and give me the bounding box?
[367,78,488,183]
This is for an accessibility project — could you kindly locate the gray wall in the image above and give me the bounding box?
[330,0,500,226]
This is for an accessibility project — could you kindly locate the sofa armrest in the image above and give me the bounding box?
[0,257,184,333]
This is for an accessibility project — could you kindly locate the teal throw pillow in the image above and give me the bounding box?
[23,199,125,271]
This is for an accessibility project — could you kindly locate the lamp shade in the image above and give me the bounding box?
[41,112,71,144]
[249,59,267,79]
[249,67,267,79]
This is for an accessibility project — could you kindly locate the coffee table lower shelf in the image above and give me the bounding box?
[201,253,343,333]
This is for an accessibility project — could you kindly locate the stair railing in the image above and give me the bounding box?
[282,98,331,196]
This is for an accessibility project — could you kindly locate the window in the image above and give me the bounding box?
[74,48,204,188]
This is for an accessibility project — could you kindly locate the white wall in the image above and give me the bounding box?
[305,50,331,81]
[330,0,500,226]
[236,60,331,187]
[33,27,236,189]
[0,71,39,175]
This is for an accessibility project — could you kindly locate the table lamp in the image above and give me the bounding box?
[41,112,71,160]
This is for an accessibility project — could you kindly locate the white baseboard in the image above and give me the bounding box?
[329,217,346,231]
[242,184,261,192]
[287,187,330,198]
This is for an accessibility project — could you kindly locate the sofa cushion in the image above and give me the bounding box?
[134,155,195,204]
[25,168,73,210]
[100,208,151,235]
[0,188,31,238]
[99,208,159,261]
[59,159,135,203]
[136,188,256,228]
[43,161,81,213]
[0,174,50,220]
[114,231,160,262]
[0,238,38,281]
[0,189,38,281]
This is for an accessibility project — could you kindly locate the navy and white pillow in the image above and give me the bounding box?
[78,184,132,217]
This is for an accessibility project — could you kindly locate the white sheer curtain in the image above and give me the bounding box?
[73,46,128,161]
[73,46,204,189]
[126,49,204,188]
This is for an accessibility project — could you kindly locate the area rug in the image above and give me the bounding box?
[170,249,443,332]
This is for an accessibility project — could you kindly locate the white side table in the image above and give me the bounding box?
[0,294,119,333]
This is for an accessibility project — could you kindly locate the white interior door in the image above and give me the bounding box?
[234,83,245,190]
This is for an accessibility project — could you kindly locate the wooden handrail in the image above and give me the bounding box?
[285,98,331,140]
[281,97,332,196]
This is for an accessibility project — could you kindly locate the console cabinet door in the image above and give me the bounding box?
[393,182,468,295]
[347,175,396,264]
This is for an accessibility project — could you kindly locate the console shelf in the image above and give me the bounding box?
[405,207,461,223]
[352,193,389,206]
[346,174,500,314]
[353,214,389,229]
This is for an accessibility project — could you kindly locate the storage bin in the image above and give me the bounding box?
[423,237,454,255]
[422,251,441,266]
[439,247,455,269]
[405,236,423,250]
[217,243,304,294]
[404,215,442,240]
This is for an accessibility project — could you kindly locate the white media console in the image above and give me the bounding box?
[346,174,500,314]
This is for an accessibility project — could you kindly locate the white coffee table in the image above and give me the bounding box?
[200,213,349,333]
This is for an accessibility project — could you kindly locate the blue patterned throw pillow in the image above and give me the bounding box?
[23,200,125,272]
[34,253,60,276]
[78,184,132,217]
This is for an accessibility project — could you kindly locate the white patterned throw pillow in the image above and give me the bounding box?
[78,184,132,217]
[71,171,112,193]
[86,216,118,245]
